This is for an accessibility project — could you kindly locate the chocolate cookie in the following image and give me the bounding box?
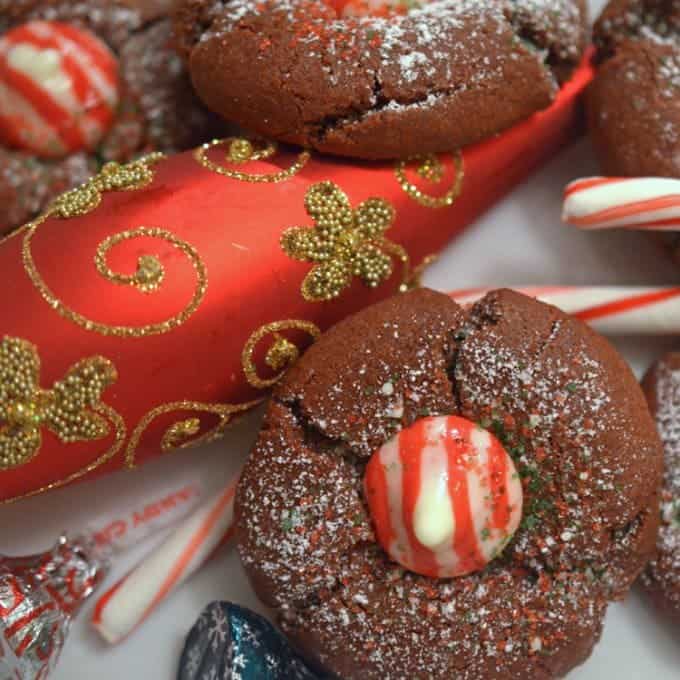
[587,0,680,177]
[641,352,680,622]
[175,0,588,160]
[0,0,223,235]
[236,288,663,679]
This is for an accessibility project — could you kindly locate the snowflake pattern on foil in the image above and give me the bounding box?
[178,602,326,680]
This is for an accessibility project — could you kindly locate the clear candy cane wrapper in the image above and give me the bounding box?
[0,534,107,680]
[89,481,203,554]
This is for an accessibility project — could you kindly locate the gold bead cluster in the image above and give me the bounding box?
[265,334,300,372]
[281,181,398,301]
[0,336,117,470]
[227,138,255,163]
[48,357,117,443]
[416,154,444,183]
[133,254,165,292]
[51,152,165,218]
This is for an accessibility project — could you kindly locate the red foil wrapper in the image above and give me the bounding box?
[0,535,107,679]
[0,59,593,504]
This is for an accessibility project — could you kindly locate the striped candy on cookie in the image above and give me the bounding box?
[364,415,523,578]
[0,20,119,158]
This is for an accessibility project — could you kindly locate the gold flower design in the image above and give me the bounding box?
[281,181,399,302]
[0,337,118,470]
[51,152,165,218]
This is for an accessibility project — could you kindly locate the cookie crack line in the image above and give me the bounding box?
[309,82,469,145]
[272,305,585,615]
[450,294,654,582]
[504,3,567,81]
[277,394,368,466]
[450,300,567,577]
[236,289,663,678]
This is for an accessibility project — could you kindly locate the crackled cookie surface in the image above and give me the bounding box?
[641,352,680,623]
[175,0,588,160]
[236,288,662,679]
[588,0,680,177]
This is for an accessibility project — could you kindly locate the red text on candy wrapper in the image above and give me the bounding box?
[93,484,201,548]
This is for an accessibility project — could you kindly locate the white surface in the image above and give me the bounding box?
[3,14,680,680]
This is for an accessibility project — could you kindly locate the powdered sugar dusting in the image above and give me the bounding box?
[642,358,680,613]
[200,0,582,93]
[659,51,680,98]
[237,290,659,678]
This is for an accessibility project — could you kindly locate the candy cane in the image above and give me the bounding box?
[449,286,680,335]
[89,480,203,555]
[562,177,680,230]
[91,473,240,645]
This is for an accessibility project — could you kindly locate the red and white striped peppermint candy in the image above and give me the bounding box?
[562,176,680,231]
[364,415,523,578]
[0,21,119,158]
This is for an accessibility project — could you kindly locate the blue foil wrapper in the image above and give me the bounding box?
[178,602,329,680]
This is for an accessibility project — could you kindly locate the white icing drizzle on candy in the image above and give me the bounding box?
[365,415,524,578]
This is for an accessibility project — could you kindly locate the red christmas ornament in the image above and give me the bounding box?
[364,415,523,578]
[0,21,119,158]
[0,55,593,504]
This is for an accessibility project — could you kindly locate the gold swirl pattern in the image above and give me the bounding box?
[126,400,262,467]
[281,181,410,302]
[0,336,119,470]
[95,229,167,294]
[242,320,321,389]
[161,418,201,453]
[194,137,310,183]
[23,225,208,337]
[394,151,464,208]
[51,153,164,218]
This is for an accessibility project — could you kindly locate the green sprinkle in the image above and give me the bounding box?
[566,382,578,393]
[481,528,491,540]
[281,509,301,532]
[522,515,540,531]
